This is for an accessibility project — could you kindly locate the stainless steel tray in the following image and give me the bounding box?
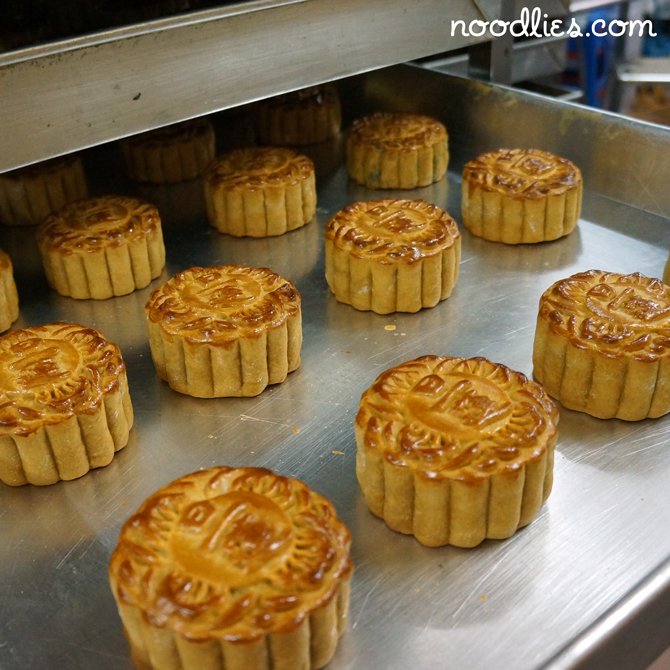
[1,66,670,670]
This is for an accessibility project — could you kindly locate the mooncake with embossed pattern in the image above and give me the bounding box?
[204,147,316,237]
[345,112,448,189]
[121,117,216,184]
[0,249,18,332]
[533,270,670,420]
[461,148,582,244]
[109,466,352,670]
[355,355,558,548]
[257,84,342,146]
[325,199,460,314]
[0,322,134,486]
[37,195,166,299]
[0,154,88,227]
[145,265,302,398]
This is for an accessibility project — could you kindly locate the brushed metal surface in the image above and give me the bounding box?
[617,57,670,83]
[351,66,670,219]
[0,0,491,173]
[424,35,569,85]
[1,70,670,669]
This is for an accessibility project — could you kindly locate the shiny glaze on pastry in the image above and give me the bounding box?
[145,265,301,343]
[537,270,670,361]
[109,466,352,642]
[347,112,447,151]
[206,147,314,190]
[36,195,161,253]
[325,199,460,263]
[463,148,581,199]
[0,322,127,436]
[356,355,558,482]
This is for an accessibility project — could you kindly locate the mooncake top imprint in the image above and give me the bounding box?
[325,199,460,263]
[145,265,301,343]
[356,355,558,482]
[463,148,581,199]
[109,466,353,641]
[0,322,127,437]
[538,270,670,361]
[37,195,161,253]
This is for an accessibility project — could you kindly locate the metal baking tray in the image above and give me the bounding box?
[1,65,670,670]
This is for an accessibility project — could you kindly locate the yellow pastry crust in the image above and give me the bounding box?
[0,250,19,332]
[256,84,342,146]
[325,199,461,314]
[0,154,88,227]
[0,322,133,486]
[204,147,316,237]
[145,265,302,397]
[109,466,352,670]
[345,112,449,189]
[461,148,582,244]
[533,270,670,420]
[355,355,557,548]
[121,117,216,184]
[37,195,166,300]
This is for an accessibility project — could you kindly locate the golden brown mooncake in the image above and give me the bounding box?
[345,112,449,190]
[121,117,216,184]
[325,199,461,314]
[461,148,582,244]
[663,254,670,286]
[37,195,166,300]
[109,466,352,670]
[533,270,670,420]
[256,83,342,146]
[145,265,302,398]
[0,322,134,486]
[204,147,316,237]
[0,154,88,227]
[355,355,558,548]
[0,249,19,332]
